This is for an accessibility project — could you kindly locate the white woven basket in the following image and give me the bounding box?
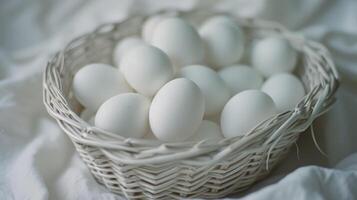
[43,10,339,199]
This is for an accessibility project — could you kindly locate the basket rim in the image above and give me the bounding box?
[43,9,339,165]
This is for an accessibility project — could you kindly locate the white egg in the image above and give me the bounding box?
[113,37,145,66]
[149,78,205,142]
[262,73,305,112]
[142,15,165,42]
[252,37,297,77]
[180,65,230,116]
[151,18,204,70]
[221,90,277,138]
[199,16,245,68]
[219,65,264,95]
[95,93,150,138]
[72,63,132,111]
[120,45,174,96]
[188,120,223,141]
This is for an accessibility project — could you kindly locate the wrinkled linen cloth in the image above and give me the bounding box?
[1,0,357,199]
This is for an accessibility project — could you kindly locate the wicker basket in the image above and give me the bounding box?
[43,10,339,199]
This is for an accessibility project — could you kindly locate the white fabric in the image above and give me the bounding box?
[0,0,356,199]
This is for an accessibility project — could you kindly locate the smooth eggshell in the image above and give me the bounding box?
[72,63,132,111]
[142,15,165,42]
[221,90,277,138]
[113,37,145,66]
[120,45,174,96]
[151,18,204,70]
[219,65,264,95]
[262,73,305,112]
[149,78,205,142]
[180,65,231,116]
[199,16,245,68]
[252,37,297,77]
[188,120,223,141]
[95,93,151,138]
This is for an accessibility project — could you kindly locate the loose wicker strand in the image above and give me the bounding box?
[295,142,301,160]
[310,124,328,157]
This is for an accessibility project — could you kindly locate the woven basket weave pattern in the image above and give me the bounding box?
[43,10,339,199]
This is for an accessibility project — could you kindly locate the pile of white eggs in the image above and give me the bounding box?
[73,15,305,142]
